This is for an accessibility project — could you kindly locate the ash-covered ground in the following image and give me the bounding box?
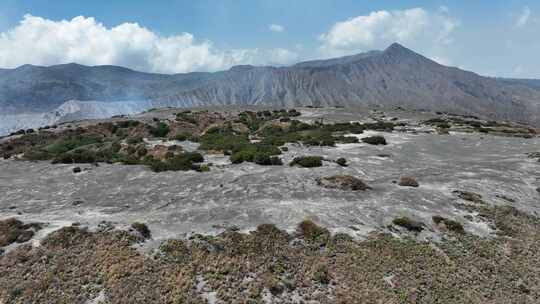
[1,107,540,304]
[1,107,538,242]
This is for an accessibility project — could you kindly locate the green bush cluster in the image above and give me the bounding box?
[45,135,103,154]
[432,216,465,234]
[298,220,330,243]
[147,152,205,172]
[259,125,359,148]
[289,156,323,168]
[131,222,151,239]
[199,132,249,151]
[230,144,282,165]
[336,158,347,166]
[236,109,300,132]
[176,111,198,125]
[199,126,284,165]
[149,122,170,138]
[392,217,424,232]
[361,136,387,145]
[171,132,194,141]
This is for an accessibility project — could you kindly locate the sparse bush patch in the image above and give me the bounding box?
[289,156,323,168]
[298,220,330,243]
[149,122,170,138]
[336,158,347,166]
[361,135,387,145]
[432,216,465,234]
[131,222,151,239]
[392,217,424,232]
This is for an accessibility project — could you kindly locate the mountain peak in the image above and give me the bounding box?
[384,43,413,55]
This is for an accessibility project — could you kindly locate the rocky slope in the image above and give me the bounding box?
[0,100,153,136]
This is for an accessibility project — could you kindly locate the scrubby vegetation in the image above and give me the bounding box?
[2,203,539,303]
[131,222,151,239]
[1,108,405,170]
[146,152,205,172]
[148,122,170,137]
[0,218,42,247]
[195,110,401,167]
[289,156,323,168]
[361,135,387,145]
[423,117,536,137]
[336,157,348,166]
[0,119,213,172]
[432,216,465,234]
[392,217,424,232]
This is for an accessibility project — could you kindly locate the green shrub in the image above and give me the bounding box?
[230,150,252,164]
[52,149,98,164]
[321,122,364,133]
[176,112,198,124]
[432,216,465,234]
[361,136,387,145]
[312,263,330,284]
[436,122,451,129]
[229,144,281,164]
[116,120,140,129]
[254,154,283,166]
[298,220,330,243]
[46,135,102,154]
[302,130,336,146]
[288,109,301,117]
[184,152,204,163]
[131,222,151,239]
[136,147,148,157]
[149,122,170,137]
[147,152,204,172]
[172,132,193,141]
[336,136,359,144]
[336,158,347,166]
[392,217,424,232]
[23,149,53,161]
[127,136,143,144]
[362,121,395,131]
[289,120,314,132]
[290,156,323,168]
[199,131,249,152]
[196,164,211,172]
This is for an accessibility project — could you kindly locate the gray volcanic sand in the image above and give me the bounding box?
[1,110,539,242]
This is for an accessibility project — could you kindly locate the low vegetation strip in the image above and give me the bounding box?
[0,109,404,172]
[0,202,538,303]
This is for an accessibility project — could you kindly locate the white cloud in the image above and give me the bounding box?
[0,15,297,73]
[515,7,531,27]
[318,8,459,58]
[269,24,285,32]
[267,48,298,65]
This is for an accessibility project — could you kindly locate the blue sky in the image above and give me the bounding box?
[0,0,537,78]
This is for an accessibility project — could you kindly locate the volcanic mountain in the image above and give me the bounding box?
[1,43,539,130]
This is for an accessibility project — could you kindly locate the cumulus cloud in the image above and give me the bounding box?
[515,7,531,27]
[269,24,285,32]
[0,15,297,73]
[266,48,298,65]
[318,8,459,58]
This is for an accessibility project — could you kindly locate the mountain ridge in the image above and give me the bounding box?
[0,43,539,126]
